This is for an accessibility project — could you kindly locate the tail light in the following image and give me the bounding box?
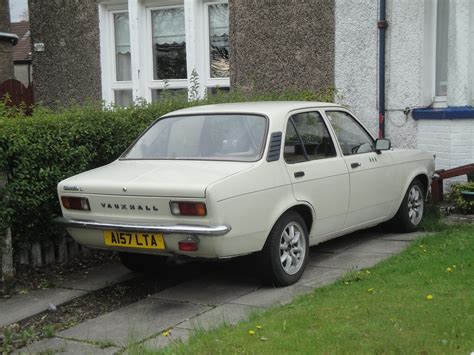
[170,201,207,216]
[178,239,199,251]
[61,196,90,211]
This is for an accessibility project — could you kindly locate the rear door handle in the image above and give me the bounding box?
[294,171,305,178]
[351,162,361,169]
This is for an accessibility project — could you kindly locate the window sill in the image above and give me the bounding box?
[412,106,474,120]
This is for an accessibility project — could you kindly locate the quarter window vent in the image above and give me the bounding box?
[267,132,282,162]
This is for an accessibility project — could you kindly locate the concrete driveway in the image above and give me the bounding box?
[14,229,427,354]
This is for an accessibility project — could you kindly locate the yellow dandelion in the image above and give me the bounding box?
[446,267,453,272]
[365,270,371,274]
[162,331,170,337]
[344,281,350,285]
[256,325,262,329]
[368,288,374,293]
[248,330,255,336]
[426,294,433,300]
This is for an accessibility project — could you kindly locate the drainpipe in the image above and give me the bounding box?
[377,0,388,139]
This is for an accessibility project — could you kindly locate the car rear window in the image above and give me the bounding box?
[122,114,267,162]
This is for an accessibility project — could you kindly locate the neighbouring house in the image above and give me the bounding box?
[28,0,473,176]
[11,21,32,87]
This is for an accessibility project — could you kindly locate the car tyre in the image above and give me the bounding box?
[261,211,309,287]
[119,252,168,273]
[391,179,425,233]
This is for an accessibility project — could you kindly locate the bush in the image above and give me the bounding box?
[0,88,335,250]
[449,182,474,214]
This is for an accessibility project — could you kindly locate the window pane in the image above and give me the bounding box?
[435,0,449,96]
[114,90,133,107]
[114,12,132,82]
[291,112,336,160]
[209,4,229,78]
[284,120,306,164]
[151,88,186,102]
[152,8,187,80]
[326,111,374,155]
[123,114,267,162]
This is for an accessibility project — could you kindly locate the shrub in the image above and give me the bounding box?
[448,182,474,214]
[0,88,335,250]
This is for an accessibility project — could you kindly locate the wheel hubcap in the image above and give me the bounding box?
[407,185,424,225]
[279,222,306,275]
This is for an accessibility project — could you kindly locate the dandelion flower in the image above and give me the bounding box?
[446,267,452,272]
[248,330,255,336]
[256,325,262,329]
[162,331,170,337]
[366,270,371,274]
[368,288,374,293]
[426,294,433,300]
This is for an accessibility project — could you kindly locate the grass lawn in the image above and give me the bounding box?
[144,224,474,354]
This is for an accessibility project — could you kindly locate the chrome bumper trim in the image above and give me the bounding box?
[54,217,231,236]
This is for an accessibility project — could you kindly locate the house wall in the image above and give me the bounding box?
[229,0,335,94]
[0,0,14,82]
[335,0,425,147]
[29,0,102,106]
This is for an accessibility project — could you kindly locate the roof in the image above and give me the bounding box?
[163,101,340,118]
[10,21,31,62]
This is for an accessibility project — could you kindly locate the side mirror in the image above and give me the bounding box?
[375,138,391,154]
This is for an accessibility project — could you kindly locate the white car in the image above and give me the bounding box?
[56,102,435,286]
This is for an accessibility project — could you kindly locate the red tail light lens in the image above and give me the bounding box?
[61,196,90,211]
[178,239,199,251]
[170,202,207,216]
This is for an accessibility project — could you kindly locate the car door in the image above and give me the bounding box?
[324,110,397,229]
[283,110,350,240]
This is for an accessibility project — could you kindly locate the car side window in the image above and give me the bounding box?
[284,111,337,164]
[325,111,375,155]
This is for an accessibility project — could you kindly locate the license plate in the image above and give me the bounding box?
[104,231,165,250]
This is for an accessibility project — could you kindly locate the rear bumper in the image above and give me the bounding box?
[54,216,231,236]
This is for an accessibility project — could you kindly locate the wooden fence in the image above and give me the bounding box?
[0,78,34,114]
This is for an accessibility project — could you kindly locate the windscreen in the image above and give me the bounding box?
[123,114,267,161]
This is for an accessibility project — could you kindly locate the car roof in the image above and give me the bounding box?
[161,101,341,118]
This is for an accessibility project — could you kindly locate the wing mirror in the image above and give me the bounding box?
[375,138,391,154]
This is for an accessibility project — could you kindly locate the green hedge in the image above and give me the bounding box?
[0,88,335,249]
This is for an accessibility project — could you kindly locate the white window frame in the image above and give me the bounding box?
[203,1,230,91]
[99,0,230,105]
[430,0,447,108]
[99,3,132,104]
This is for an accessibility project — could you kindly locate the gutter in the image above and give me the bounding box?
[377,0,388,138]
[0,32,19,46]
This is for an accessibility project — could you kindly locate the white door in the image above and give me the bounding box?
[283,111,350,239]
[324,110,397,229]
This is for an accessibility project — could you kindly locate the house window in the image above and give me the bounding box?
[208,3,229,79]
[100,0,230,106]
[151,7,187,80]
[435,0,449,98]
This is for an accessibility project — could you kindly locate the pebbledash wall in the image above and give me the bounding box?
[335,0,474,178]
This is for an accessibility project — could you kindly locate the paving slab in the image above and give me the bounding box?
[230,284,312,308]
[150,274,260,306]
[310,250,392,271]
[315,234,363,253]
[0,288,87,328]
[298,265,348,288]
[14,337,119,355]
[59,262,135,291]
[307,251,339,267]
[346,239,410,255]
[59,298,210,347]
[378,231,428,241]
[178,303,261,331]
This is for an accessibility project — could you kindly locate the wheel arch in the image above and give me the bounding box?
[269,201,315,238]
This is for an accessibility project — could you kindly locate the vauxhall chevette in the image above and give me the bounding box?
[56,102,435,286]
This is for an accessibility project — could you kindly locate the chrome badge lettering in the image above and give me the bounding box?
[63,185,82,192]
[100,202,159,212]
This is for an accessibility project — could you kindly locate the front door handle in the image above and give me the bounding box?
[294,171,305,178]
[351,162,361,169]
